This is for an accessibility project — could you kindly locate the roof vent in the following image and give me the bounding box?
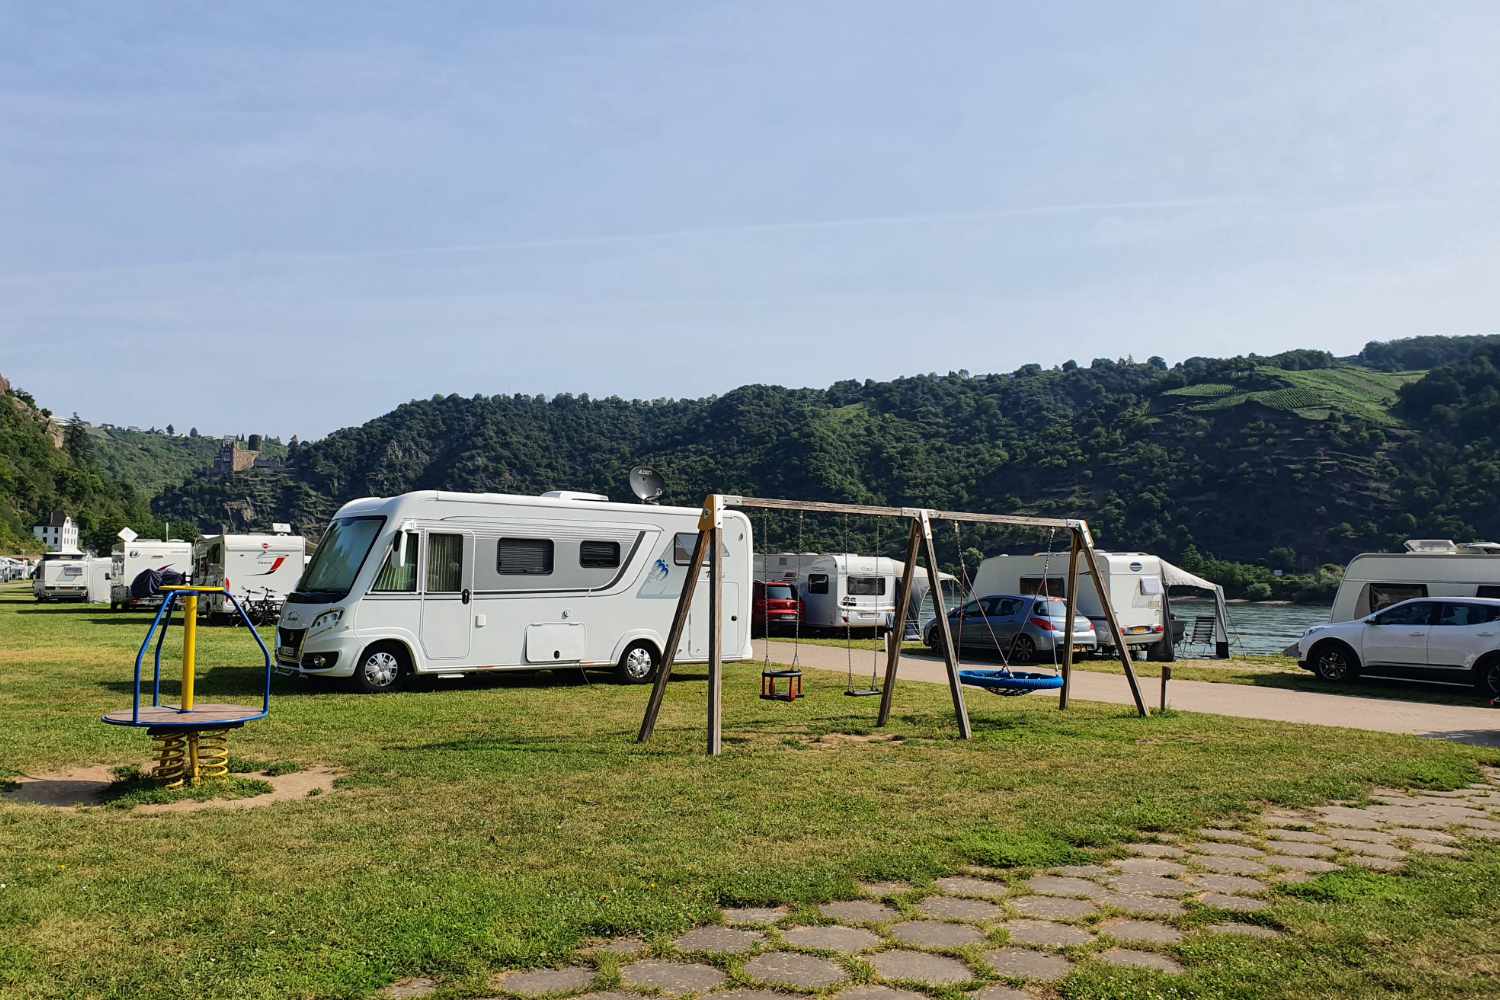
[1403,539,1458,554]
[541,491,609,502]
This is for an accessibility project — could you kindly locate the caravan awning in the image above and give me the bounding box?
[1159,559,1219,594]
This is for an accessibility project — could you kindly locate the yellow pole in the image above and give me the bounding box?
[182,594,198,711]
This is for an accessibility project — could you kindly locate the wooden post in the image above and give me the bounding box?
[1160,664,1171,712]
[919,512,972,739]
[1058,531,1082,711]
[706,523,723,756]
[1079,538,1150,717]
[877,517,924,727]
[637,527,708,743]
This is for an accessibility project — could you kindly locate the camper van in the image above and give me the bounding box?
[973,551,1192,656]
[754,552,958,634]
[275,489,753,692]
[1330,540,1500,622]
[33,550,89,600]
[193,531,307,621]
[109,539,193,610]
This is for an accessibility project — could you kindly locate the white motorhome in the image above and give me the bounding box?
[1330,539,1500,622]
[33,550,89,600]
[972,551,1229,657]
[109,539,193,609]
[754,552,958,633]
[193,531,307,620]
[275,490,753,692]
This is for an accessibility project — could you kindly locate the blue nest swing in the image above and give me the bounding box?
[959,669,1064,697]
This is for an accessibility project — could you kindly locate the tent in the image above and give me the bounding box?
[1158,559,1231,659]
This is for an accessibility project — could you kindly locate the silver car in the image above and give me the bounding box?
[925,594,1098,663]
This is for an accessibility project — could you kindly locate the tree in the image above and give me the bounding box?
[64,413,92,462]
[166,424,175,436]
[189,427,199,438]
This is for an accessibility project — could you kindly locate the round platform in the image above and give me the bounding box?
[101,703,266,729]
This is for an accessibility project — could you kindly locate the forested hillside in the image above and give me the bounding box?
[149,334,1500,599]
[0,381,168,555]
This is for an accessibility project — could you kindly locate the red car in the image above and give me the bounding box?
[754,580,801,635]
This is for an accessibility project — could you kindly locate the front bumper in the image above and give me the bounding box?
[275,627,356,677]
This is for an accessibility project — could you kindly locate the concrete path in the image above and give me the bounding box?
[753,641,1500,747]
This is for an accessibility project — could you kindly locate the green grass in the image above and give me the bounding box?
[98,766,274,810]
[1,583,1498,999]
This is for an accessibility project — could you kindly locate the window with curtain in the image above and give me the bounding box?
[371,533,418,592]
[426,534,464,593]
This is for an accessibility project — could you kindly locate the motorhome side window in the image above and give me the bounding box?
[426,534,464,592]
[1368,583,1427,612]
[1019,576,1065,597]
[847,576,885,596]
[673,533,696,565]
[498,538,553,576]
[808,574,829,594]
[580,540,620,569]
[371,533,418,592]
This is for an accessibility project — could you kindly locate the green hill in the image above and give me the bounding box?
[147,336,1500,597]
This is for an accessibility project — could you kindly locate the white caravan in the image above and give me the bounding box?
[1330,539,1500,622]
[85,556,114,603]
[972,551,1229,657]
[193,532,307,620]
[275,489,753,692]
[33,550,89,600]
[755,552,958,633]
[109,539,193,609]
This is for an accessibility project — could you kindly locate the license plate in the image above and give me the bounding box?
[277,646,298,661]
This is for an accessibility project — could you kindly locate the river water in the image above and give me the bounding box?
[1171,599,1333,657]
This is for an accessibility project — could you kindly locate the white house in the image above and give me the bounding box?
[33,511,79,552]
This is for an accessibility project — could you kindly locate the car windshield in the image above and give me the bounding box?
[294,516,384,600]
[766,584,795,600]
[1033,598,1069,617]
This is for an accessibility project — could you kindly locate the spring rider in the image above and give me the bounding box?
[101,585,272,786]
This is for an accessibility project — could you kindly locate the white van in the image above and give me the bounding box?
[109,539,193,609]
[193,532,307,620]
[33,550,89,601]
[973,551,1174,656]
[1330,540,1500,622]
[275,489,753,692]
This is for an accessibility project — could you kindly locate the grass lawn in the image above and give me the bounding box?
[1,583,1499,1000]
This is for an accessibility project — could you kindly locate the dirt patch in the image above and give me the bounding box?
[803,732,905,750]
[1,765,340,813]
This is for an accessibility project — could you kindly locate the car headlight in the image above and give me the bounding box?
[309,609,344,634]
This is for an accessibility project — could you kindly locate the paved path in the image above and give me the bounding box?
[753,641,1500,747]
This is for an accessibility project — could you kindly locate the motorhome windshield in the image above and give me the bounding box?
[291,516,384,602]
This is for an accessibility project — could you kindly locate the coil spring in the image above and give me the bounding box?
[149,729,189,788]
[195,730,230,780]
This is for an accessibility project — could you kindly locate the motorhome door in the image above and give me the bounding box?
[420,531,474,660]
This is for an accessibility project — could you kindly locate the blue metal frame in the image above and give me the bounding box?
[106,588,273,729]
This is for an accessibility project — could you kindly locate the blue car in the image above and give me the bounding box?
[925,594,1098,663]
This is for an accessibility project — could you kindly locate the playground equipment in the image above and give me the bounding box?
[101,585,272,787]
[639,495,1151,756]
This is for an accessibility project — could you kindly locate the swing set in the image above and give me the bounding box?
[638,495,1150,755]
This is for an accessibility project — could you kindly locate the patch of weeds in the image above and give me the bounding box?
[1281,867,1404,904]
[227,755,302,776]
[956,828,1086,868]
[98,765,273,810]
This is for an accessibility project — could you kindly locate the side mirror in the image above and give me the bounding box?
[395,520,417,566]
[1364,616,1378,625]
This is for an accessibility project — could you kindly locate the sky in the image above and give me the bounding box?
[2,1,1498,440]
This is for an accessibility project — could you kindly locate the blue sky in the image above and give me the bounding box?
[2,1,1498,439]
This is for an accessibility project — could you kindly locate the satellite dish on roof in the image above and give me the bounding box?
[629,466,665,504]
[117,527,138,543]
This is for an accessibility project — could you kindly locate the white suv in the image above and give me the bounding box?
[1297,596,1500,697]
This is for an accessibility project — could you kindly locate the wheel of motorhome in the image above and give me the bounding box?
[617,641,658,684]
[351,642,408,693]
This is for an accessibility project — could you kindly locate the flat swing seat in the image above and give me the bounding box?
[959,669,1064,696]
[102,703,267,730]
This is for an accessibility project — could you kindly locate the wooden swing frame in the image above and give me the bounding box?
[637,495,1151,756]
